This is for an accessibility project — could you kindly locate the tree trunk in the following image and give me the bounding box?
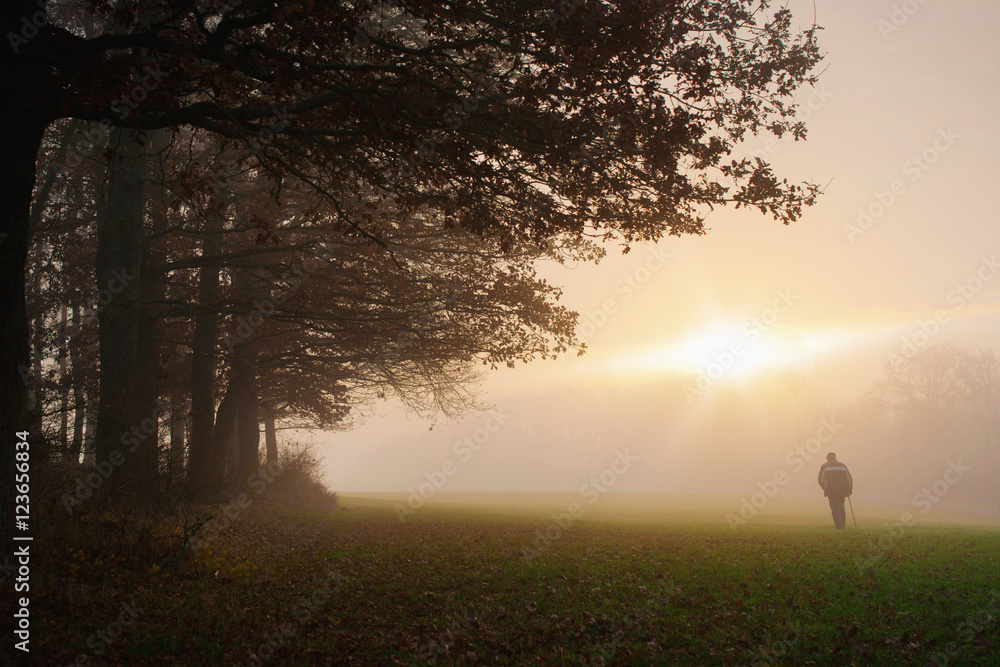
[26,149,58,461]
[82,402,97,466]
[94,127,147,489]
[0,114,49,562]
[211,378,241,489]
[235,361,260,482]
[264,408,279,465]
[134,300,161,488]
[58,304,70,457]
[69,304,86,463]
[28,268,44,457]
[187,249,221,494]
[169,391,187,485]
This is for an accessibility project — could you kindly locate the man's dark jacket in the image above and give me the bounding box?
[818,460,853,497]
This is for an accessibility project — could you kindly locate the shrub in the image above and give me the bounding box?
[264,440,339,510]
[29,461,187,591]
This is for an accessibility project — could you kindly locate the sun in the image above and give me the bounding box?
[607,320,815,382]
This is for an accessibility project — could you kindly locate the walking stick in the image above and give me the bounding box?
[848,496,857,529]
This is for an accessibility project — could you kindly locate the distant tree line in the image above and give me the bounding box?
[867,342,1000,459]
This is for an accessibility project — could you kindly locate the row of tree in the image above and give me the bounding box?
[866,343,1000,457]
[28,119,587,496]
[3,0,823,536]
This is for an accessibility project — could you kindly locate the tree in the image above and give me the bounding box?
[25,119,582,495]
[869,343,968,422]
[165,163,584,492]
[956,349,1000,457]
[867,342,1000,453]
[865,343,1000,506]
[3,0,823,536]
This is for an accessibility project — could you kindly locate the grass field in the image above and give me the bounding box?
[24,493,1000,666]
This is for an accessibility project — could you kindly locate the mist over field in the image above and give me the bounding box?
[328,372,1000,524]
[346,492,1000,532]
[320,0,1000,529]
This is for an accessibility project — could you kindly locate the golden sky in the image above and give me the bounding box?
[322,0,1000,498]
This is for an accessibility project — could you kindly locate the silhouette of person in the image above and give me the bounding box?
[818,453,853,529]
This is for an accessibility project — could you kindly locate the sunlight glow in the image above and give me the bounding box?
[608,320,817,382]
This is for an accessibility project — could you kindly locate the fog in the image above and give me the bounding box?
[325,368,1000,520]
[321,0,1000,524]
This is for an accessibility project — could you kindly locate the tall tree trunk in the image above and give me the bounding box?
[26,143,59,462]
[227,270,260,483]
[235,359,260,482]
[132,127,171,491]
[264,408,279,465]
[94,127,147,489]
[0,113,49,562]
[187,247,221,494]
[168,393,187,486]
[28,268,44,457]
[69,304,86,462]
[82,402,97,466]
[211,378,241,489]
[134,299,161,489]
[58,304,70,457]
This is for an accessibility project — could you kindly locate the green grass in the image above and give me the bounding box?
[23,495,1000,666]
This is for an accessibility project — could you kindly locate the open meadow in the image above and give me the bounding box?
[19,493,1000,666]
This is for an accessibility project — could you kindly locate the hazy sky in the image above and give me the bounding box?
[320,1,1000,499]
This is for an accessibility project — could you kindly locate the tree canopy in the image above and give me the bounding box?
[1,0,824,534]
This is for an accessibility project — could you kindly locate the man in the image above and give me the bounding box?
[818,453,853,529]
